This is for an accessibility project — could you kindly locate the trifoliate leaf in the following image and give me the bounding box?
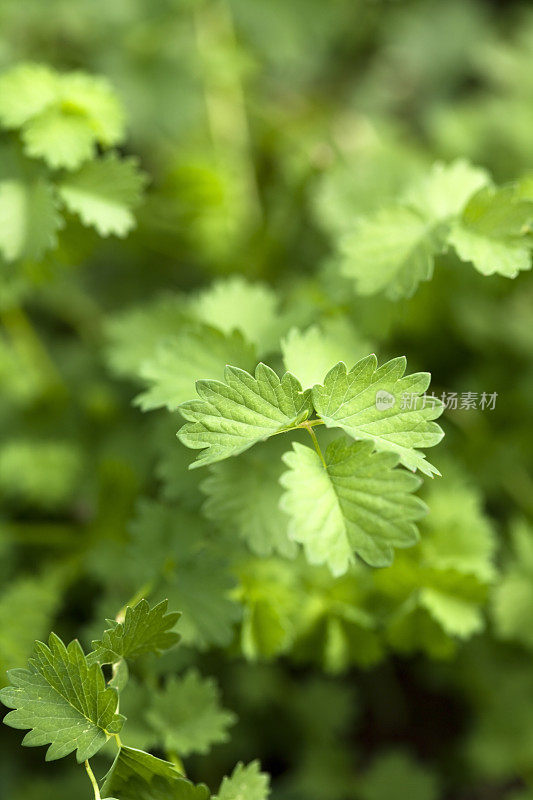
[136,325,256,411]
[340,206,442,299]
[59,72,126,146]
[281,320,372,390]
[21,109,96,171]
[145,670,236,757]
[190,277,281,355]
[0,64,58,128]
[215,761,270,800]
[0,634,124,762]
[280,438,426,573]
[448,185,533,277]
[58,153,146,236]
[312,356,444,476]
[0,177,61,262]
[201,438,296,558]
[403,159,490,222]
[178,363,312,469]
[89,599,180,665]
[101,747,210,800]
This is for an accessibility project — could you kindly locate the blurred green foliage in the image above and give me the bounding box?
[1,1,533,799]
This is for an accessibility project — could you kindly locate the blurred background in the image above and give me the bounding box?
[1,1,533,799]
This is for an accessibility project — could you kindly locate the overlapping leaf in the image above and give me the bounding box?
[89,599,180,665]
[312,356,444,476]
[136,325,256,411]
[448,185,533,277]
[101,746,210,800]
[178,363,312,469]
[58,153,146,236]
[201,438,296,558]
[280,438,426,573]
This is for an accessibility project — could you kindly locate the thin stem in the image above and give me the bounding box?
[302,422,327,469]
[84,760,101,800]
[114,733,123,749]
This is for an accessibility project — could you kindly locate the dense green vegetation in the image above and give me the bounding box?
[1,1,533,798]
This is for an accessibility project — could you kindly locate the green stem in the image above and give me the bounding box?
[84,760,101,800]
[303,422,327,469]
[114,733,123,749]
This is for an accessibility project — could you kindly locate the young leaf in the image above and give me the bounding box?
[191,277,281,355]
[21,109,96,170]
[101,746,210,800]
[215,761,270,800]
[59,71,126,147]
[0,634,124,762]
[0,63,58,128]
[57,153,146,237]
[281,320,372,390]
[136,325,256,411]
[178,363,313,469]
[448,185,533,277]
[403,159,490,222]
[0,177,61,262]
[145,670,236,757]
[340,206,442,299]
[88,599,180,665]
[280,439,426,573]
[312,356,444,476]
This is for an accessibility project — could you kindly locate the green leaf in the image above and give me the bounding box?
[312,356,444,476]
[201,438,296,558]
[89,599,180,665]
[0,177,61,262]
[136,325,257,411]
[0,634,124,763]
[281,320,372,390]
[178,363,313,469]
[448,185,533,277]
[145,670,236,757]
[190,277,281,355]
[403,159,490,222]
[101,746,210,800]
[340,206,442,299]
[57,153,146,236]
[21,109,96,170]
[0,63,58,128]
[105,294,189,378]
[215,761,270,800]
[59,71,126,147]
[280,438,426,573]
